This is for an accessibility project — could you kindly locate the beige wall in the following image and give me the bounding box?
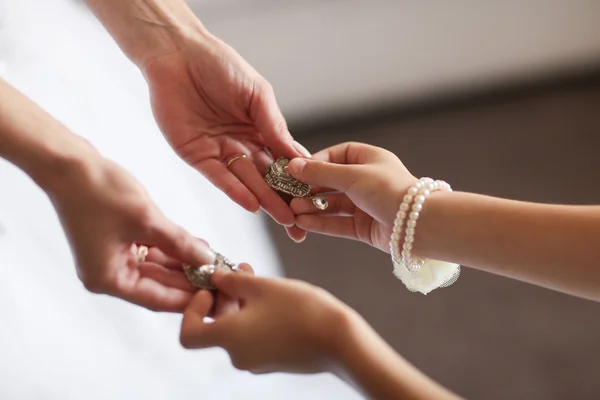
[190,0,600,123]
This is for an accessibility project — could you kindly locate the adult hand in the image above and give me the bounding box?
[48,156,215,312]
[142,34,309,241]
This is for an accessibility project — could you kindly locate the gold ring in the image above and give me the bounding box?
[226,154,247,168]
[137,245,149,263]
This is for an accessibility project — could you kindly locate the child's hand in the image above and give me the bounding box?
[287,142,417,252]
[180,268,356,374]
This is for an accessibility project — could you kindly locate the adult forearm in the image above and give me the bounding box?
[415,191,600,300]
[0,79,100,193]
[332,313,460,400]
[83,0,209,67]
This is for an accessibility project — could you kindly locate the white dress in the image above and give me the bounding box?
[0,1,360,398]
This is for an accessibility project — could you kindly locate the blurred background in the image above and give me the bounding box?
[2,0,600,399]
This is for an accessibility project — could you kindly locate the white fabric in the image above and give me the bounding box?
[0,0,359,398]
[393,260,460,295]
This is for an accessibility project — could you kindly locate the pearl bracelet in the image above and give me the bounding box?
[389,177,452,273]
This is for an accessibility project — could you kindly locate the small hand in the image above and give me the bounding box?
[48,157,215,312]
[287,142,417,252]
[142,34,309,241]
[180,268,354,374]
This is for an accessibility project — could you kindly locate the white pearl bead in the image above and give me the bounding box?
[412,203,422,212]
[403,242,412,250]
[405,235,414,243]
[406,227,415,235]
[409,211,419,220]
[392,232,400,240]
[393,225,401,233]
[403,195,413,203]
[425,182,435,191]
[408,187,418,196]
[398,211,406,219]
[407,220,417,228]
[414,195,425,204]
[415,182,423,189]
[421,189,430,197]
[400,203,409,211]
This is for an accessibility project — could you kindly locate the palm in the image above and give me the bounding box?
[143,38,301,228]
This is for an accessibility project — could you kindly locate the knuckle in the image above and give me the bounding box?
[230,356,250,372]
[135,205,158,232]
[179,331,194,349]
[258,79,274,95]
[81,278,103,294]
[79,268,113,294]
[274,119,288,136]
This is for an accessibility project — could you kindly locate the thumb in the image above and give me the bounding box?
[143,214,216,266]
[287,158,361,192]
[180,290,226,349]
[212,268,263,299]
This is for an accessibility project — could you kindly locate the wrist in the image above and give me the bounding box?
[324,306,371,374]
[131,10,212,69]
[85,0,212,68]
[32,138,103,198]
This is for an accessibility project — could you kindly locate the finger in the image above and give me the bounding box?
[181,291,226,349]
[310,186,338,195]
[295,214,360,241]
[207,265,254,317]
[285,225,307,243]
[144,240,208,269]
[117,275,195,313]
[211,266,263,299]
[249,148,274,176]
[310,142,378,165]
[212,291,239,317]
[228,153,295,226]
[142,216,217,267]
[291,194,356,216]
[250,83,309,160]
[287,158,363,193]
[138,262,196,292]
[237,263,255,275]
[249,149,307,238]
[198,158,260,213]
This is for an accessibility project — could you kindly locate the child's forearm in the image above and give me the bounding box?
[415,191,600,300]
[331,312,461,400]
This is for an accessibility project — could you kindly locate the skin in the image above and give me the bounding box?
[82,0,310,242]
[2,0,312,309]
[286,142,600,301]
[181,141,600,399]
[181,270,461,400]
[0,78,214,311]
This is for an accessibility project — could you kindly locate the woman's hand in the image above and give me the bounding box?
[47,156,215,312]
[142,34,309,241]
[287,142,417,252]
[180,268,355,374]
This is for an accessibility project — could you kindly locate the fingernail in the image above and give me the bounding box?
[292,141,312,158]
[287,158,307,175]
[293,235,306,243]
[253,209,260,215]
[192,242,216,265]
